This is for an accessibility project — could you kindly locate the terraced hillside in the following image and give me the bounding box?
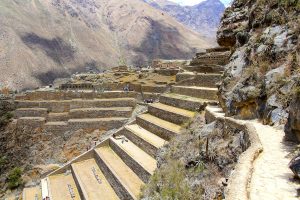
[3,47,228,200]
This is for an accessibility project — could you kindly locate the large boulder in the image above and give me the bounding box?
[285,94,300,142]
[289,154,300,179]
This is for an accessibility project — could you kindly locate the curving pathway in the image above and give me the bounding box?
[206,106,300,199]
[249,122,299,200]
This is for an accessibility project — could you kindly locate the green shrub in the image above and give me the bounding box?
[7,167,23,190]
[0,111,13,128]
[140,160,204,200]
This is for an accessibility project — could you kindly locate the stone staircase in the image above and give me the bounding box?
[12,51,227,200]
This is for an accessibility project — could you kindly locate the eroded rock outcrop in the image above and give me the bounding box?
[217,0,300,138]
[285,94,300,141]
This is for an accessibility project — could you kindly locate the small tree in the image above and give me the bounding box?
[7,167,23,189]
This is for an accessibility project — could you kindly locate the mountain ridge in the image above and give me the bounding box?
[0,0,214,90]
[143,0,225,38]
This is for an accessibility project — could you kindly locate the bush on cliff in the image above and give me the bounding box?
[141,115,247,200]
[0,112,13,128]
[7,167,23,190]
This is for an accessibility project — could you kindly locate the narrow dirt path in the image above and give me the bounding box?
[249,122,299,200]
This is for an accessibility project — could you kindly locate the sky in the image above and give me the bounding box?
[169,0,232,6]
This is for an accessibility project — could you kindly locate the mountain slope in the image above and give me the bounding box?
[0,0,213,90]
[144,0,225,38]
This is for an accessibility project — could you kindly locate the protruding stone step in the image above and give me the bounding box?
[15,100,70,112]
[45,121,69,134]
[148,103,195,125]
[47,174,80,200]
[171,86,218,100]
[141,85,167,93]
[142,92,160,101]
[15,100,40,108]
[122,124,167,157]
[175,72,221,88]
[71,159,119,200]
[70,98,136,109]
[47,112,69,122]
[109,137,156,183]
[22,186,41,200]
[17,117,46,127]
[96,91,137,99]
[136,113,181,140]
[68,117,128,131]
[69,107,132,119]
[16,91,137,101]
[183,65,224,74]
[160,93,215,111]
[205,105,225,124]
[16,98,136,112]
[154,68,179,76]
[14,108,48,118]
[95,144,144,200]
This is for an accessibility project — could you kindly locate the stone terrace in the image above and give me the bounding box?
[13,49,229,200]
[14,91,137,134]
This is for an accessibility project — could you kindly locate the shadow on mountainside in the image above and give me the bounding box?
[32,60,104,86]
[33,70,70,86]
[131,19,197,65]
[20,33,76,64]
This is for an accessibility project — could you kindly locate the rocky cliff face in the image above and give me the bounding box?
[217,0,300,139]
[144,0,225,39]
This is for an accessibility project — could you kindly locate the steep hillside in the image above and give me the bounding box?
[144,0,225,38]
[0,0,213,90]
[216,0,300,139]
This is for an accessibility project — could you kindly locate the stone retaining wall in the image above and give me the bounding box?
[16,91,137,101]
[47,113,69,122]
[176,73,221,88]
[191,51,231,66]
[142,92,160,101]
[69,108,132,119]
[68,118,128,131]
[171,86,217,100]
[16,117,46,128]
[205,107,263,200]
[141,85,168,93]
[45,125,127,177]
[14,108,48,118]
[44,122,68,135]
[154,69,179,76]
[184,65,224,73]
[16,99,136,112]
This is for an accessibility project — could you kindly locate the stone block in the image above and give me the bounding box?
[171,86,218,100]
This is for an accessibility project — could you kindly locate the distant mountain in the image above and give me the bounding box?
[143,0,225,38]
[0,0,214,90]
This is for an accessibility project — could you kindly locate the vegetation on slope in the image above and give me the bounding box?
[141,114,249,199]
[6,167,23,190]
[217,0,300,130]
